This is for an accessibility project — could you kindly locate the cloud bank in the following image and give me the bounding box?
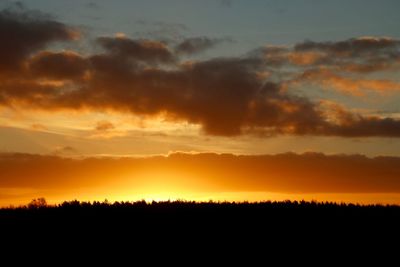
[1,152,400,194]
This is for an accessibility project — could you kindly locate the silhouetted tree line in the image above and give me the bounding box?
[3,198,400,210]
[2,198,400,217]
[1,198,400,242]
[2,198,400,211]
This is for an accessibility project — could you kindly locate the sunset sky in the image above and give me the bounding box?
[1,0,400,206]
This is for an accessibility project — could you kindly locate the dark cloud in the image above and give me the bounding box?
[0,9,399,138]
[255,37,400,72]
[294,37,400,57]
[328,116,400,137]
[28,51,88,80]
[80,54,327,136]
[2,34,400,137]
[96,36,175,64]
[0,79,63,107]
[293,37,400,72]
[175,37,229,55]
[1,152,400,194]
[0,8,78,73]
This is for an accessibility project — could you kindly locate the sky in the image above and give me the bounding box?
[1,0,400,206]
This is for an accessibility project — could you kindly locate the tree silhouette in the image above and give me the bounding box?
[28,197,47,209]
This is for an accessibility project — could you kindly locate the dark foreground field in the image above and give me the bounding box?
[2,200,400,256]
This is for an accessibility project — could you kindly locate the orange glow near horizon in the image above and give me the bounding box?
[2,152,400,207]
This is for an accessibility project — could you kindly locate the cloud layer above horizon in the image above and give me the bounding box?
[1,7,400,138]
[1,152,400,195]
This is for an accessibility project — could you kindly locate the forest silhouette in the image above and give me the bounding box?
[2,199,400,233]
[2,199,400,247]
